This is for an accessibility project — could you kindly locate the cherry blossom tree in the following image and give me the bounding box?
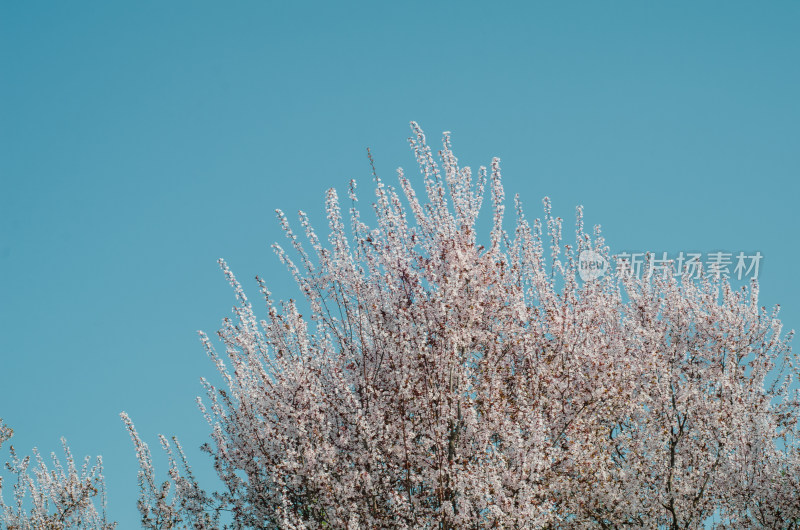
[0,419,115,529]
[121,123,800,528]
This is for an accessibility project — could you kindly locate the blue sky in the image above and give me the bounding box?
[1,1,799,525]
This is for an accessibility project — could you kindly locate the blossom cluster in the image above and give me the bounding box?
[0,431,114,529]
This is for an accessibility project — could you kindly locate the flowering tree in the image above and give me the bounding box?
[120,123,797,528]
[0,419,115,529]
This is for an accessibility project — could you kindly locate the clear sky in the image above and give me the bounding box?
[1,1,799,525]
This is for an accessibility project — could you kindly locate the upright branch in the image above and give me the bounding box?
[0,427,115,530]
